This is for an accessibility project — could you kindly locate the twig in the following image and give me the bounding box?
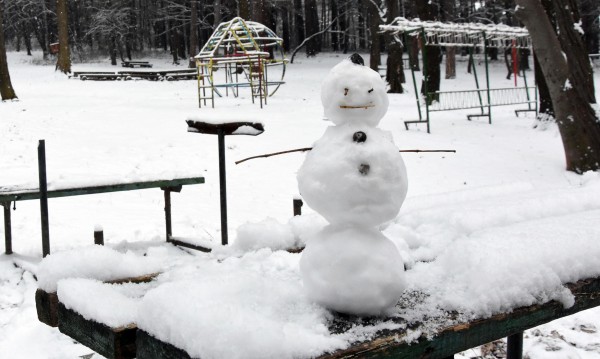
[235,148,456,165]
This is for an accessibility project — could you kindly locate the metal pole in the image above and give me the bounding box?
[163,189,172,241]
[217,129,228,245]
[507,332,523,359]
[470,47,485,117]
[483,31,492,124]
[2,202,12,255]
[38,140,50,257]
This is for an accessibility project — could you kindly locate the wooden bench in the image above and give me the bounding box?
[121,61,153,68]
[1,177,204,256]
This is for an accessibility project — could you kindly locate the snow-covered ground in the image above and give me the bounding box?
[1,50,600,358]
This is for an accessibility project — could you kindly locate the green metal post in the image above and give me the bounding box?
[483,31,492,124]
[470,47,485,117]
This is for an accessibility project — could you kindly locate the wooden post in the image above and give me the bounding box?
[2,202,12,254]
[293,198,303,216]
[507,332,523,359]
[38,140,50,257]
[94,227,104,246]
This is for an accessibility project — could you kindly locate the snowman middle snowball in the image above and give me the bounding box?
[297,55,408,316]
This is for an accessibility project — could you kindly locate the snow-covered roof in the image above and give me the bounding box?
[195,17,284,59]
[380,17,531,48]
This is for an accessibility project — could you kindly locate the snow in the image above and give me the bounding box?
[57,278,141,329]
[297,125,408,226]
[1,50,600,358]
[320,58,388,127]
[37,245,163,292]
[300,224,406,316]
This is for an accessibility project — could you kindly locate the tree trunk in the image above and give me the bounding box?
[110,35,117,65]
[516,0,600,173]
[415,0,441,103]
[534,52,554,124]
[55,0,71,74]
[363,0,380,71]
[445,47,456,79]
[238,0,249,19]
[330,0,338,52]
[293,0,305,50]
[304,0,320,56]
[189,0,198,68]
[409,36,419,71]
[385,0,404,93]
[0,1,18,100]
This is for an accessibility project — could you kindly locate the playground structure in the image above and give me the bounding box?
[195,17,288,109]
[381,18,537,133]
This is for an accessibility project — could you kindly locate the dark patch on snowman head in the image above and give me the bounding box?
[349,53,364,66]
[358,163,370,175]
[353,131,367,143]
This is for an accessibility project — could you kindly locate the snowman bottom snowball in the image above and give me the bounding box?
[299,225,406,316]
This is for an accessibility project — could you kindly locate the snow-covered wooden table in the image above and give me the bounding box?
[37,266,600,359]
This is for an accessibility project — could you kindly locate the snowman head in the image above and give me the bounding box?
[321,54,389,127]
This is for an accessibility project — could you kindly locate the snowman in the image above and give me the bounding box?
[297,54,408,316]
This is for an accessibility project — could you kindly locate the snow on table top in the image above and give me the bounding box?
[57,278,146,329]
[186,115,261,126]
[37,245,163,292]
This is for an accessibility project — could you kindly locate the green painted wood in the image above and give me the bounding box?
[0,177,204,203]
[35,289,59,327]
[136,330,193,359]
[319,277,600,358]
[58,303,137,359]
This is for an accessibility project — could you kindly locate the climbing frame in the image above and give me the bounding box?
[195,17,287,108]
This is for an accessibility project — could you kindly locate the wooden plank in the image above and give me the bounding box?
[35,289,59,327]
[136,330,193,359]
[318,277,600,359]
[58,303,137,359]
[0,177,204,202]
[168,238,212,253]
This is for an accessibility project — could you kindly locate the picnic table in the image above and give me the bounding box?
[36,272,600,359]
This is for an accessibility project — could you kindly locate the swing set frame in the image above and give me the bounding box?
[382,18,538,133]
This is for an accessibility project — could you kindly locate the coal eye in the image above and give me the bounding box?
[344,88,349,96]
[368,88,374,93]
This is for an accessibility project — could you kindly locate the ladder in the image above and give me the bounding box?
[197,60,214,108]
[246,57,267,108]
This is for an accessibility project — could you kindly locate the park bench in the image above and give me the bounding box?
[121,61,153,68]
[40,274,600,359]
[117,71,162,81]
[0,176,205,256]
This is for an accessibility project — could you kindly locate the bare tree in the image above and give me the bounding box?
[189,0,198,68]
[56,0,71,74]
[385,0,405,93]
[416,0,442,103]
[516,0,600,173]
[0,0,18,100]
